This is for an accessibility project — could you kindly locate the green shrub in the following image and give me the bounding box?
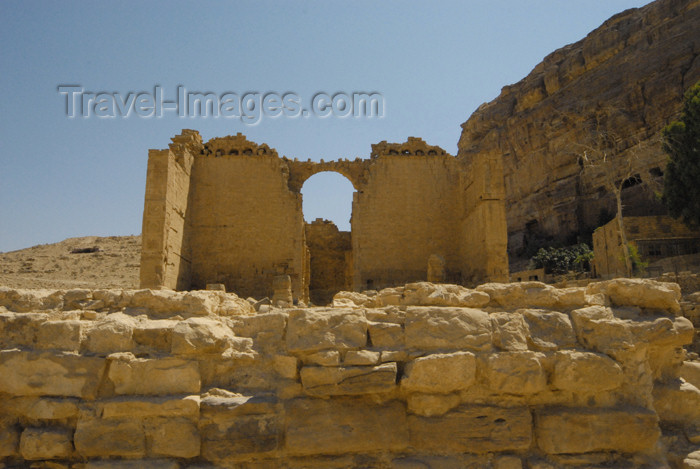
[530,243,593,275]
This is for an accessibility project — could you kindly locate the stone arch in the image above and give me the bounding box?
[286,158,369,192]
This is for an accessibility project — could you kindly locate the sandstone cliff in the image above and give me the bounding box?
[458,0,700,256]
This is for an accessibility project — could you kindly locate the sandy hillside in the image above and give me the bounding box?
[0,235,141,290]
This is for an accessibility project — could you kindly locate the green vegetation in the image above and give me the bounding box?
[530,243,593,275]
[663,80,700,227]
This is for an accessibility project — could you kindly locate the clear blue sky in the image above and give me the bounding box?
[0,1,651,252]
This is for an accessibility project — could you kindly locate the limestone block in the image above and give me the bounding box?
[570,305,633,352]
[344,350,380,365]
[0,287,63,312]
[682,361,700,389]
[401,352,476,394]
[233,312,287,350]
[132,319,177,352]
[684,451,700,469]
[522,309,577,351]
[535,407,660,453]
[477,282,559,309]
[85,312,135,353]
[407,392,461,417]
[16,397,79,420]
[37,320,82,351]
[286,308,367,352]
[404,307,492,351]
[303,350,340,366]
[108,354,200,395]
[171,317,251,355]
[19,427,73,460]
[630,316,695,347]
[85,460,180,469]
[401,282,490,308]
[0,421,20,457]
[145,417,200,458]
[368,321,404,349]
[101,396,200,419]
[0,350,105,398]
[285,397,408,455]
[272,274,293,307]
[200,394,281,460]
[408,405,532,452]
[653,380,700,424]
[586,278,681,313]
[273,354,298,379]
[129,288,220,316]
[300,363,397,396]
[494,455,523,469]
[486,351,547,395]
[551,351,623,392]
[0,312,48,348]
[74,418,146,458]
[332,291,377,308]
[490,312,529,351]
[376,287,404,306]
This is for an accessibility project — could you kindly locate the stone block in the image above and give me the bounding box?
[286,308,367,352]
[570,306,633,353]
[285,398,408,455]
[401,352,476,394]
[100,396,200,419]
[146,417,200,458]
[85,460,180,469]
[300,363,397,396]
[108,354,200,395]
[344,350,380,365]
[37,320,82,351]
[586,278,681,313]
[0,421,20,457]
[171,317,251,355]
[535,407,660,453]
[16,397,79,420]
[490,312,529,351]
[0,312,48,348]
[74,417,146,458]
[200,394,281,460]
[486,351,547,395]
[368,321,404,349]
[273,354,298,379]
[85,312,135,353]
[132,319,177,352]
[404,307,492,351]
[522,309,577,351]
[682,361,700,389]
[407,392,461,417]
[401,282,490,308]
[0,350,105,398]
[303,350,340,366]
[653,380,700,424]
[551,351,623,392]
[409,405,532,452]
[19,427,73,460]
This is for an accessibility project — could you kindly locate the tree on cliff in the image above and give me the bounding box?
[662,80,700,227]
[574,108,650,277]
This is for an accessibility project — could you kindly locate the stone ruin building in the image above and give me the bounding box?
[140,130,509,303]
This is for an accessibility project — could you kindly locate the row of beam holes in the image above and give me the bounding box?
[387,149,439,155]
[200,147,270,156]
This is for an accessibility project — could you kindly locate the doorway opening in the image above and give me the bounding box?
[300,172,355,305]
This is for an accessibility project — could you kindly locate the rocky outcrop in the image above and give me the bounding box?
[458,0,700,254]
[0,279,698,467]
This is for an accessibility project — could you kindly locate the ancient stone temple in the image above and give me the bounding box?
[140,130,509,303]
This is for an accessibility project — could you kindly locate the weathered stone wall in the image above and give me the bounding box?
[140,132,510,300]
[140,131,200,291]
[459,0,700,253]
[351,154,462,290]
[1,279,698,468]
[593,216,700,278]
[305,219,351,306]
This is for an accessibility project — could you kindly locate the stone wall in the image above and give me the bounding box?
[305,219,351,305]
[1,279,699,468]
[458,0,700,254]
[140,132,510,301]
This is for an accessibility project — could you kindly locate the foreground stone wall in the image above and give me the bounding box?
[1,279,698,468]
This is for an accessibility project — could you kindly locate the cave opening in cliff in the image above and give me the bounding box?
[300,171,355,305]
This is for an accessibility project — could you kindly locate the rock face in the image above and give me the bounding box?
[458,0,700,254]
[0,279,697,467]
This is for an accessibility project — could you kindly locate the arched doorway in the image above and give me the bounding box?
[300,171,355,305]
